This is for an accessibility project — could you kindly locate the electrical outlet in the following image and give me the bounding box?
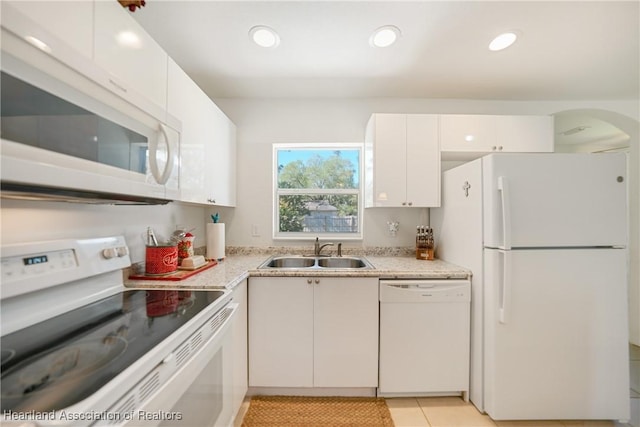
[251,224,260,237]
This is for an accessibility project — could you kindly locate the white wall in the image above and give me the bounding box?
[0,199,207,265]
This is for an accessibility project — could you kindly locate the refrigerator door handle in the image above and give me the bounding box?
[497,176,512,250]
[498,249,512,324]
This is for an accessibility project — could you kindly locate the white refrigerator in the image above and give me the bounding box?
[431,153,630,421]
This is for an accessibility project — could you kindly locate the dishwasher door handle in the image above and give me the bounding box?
[380,281,471,303]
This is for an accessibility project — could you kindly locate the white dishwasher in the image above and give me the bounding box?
[378,279,471,399]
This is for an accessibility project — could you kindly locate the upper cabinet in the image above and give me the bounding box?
[206,103,237,207]
[2,1,94,61]
[440,114,554,160]
[168,59,237,207]
[0,0,97,85]
[365,114,440,208]
[94,0,168,115]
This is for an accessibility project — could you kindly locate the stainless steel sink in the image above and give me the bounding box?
[317,257,368,269]
[258,255,373,270]
[263,256,316,268]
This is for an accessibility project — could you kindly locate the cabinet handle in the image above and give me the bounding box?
[492,146,497,151]
[402,202,407,206]
[307,279,313,284]
[314,279,320,284]
[207,198,216,204]
[498,146,503,151]
[408,202,413,206]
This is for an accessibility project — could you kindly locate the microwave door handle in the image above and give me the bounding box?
[149,124,176,185]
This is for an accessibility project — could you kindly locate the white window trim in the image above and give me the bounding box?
[272,142,364,241]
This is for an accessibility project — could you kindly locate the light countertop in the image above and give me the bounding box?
[123,254,471,290]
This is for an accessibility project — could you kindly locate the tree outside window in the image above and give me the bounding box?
[274,144,362,239]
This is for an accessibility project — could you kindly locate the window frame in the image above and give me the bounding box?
[272,142,364,240]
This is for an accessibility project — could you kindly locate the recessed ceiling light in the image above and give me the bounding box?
[489,32,518,51]
[249,25,280,48]
[370,25,401,48]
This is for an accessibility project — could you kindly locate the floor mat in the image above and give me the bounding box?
[241,395,395,427]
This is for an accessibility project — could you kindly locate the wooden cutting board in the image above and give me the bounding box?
[128,260,218,281]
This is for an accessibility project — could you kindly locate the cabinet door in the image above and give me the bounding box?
[406,114,440,207]
[94,0,168,110]
[313,277,379,387]
[231,280,248,418]
[440,115,497,152]
[168,60,237,206]
[206,104,237,207]
[371,114,407,207]
[168,59,208,204]
[496,115,554,153]
[248,277,314,387]
[2,1,93,60]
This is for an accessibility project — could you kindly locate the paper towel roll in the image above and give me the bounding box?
[206,223,225,260]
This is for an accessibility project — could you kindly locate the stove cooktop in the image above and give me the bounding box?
[1,289,224,413]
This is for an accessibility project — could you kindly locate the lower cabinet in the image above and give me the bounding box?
[248,276,379,388]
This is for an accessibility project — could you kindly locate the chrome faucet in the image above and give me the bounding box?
[314,237,334,256]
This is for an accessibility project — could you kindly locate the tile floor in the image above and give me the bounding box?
[386,397,625,427]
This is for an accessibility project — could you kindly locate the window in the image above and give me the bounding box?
[273,143,363,239]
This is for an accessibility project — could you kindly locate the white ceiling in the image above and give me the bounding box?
[132,0,639,101]
[132,1,638,149]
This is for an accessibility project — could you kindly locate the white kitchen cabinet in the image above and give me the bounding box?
[440,115,496,153]
[249,277,314,387]
[313,277,379,387]
[440,114,553,160]
[206,102,237,207]
[167,59,237,206]
[231,280,248,421]
[1,1,94,61]
[248,276,378,388]
[495,115,554,152]
[167,59,209,204]
[365,114,440,208]
[94,0,168,113]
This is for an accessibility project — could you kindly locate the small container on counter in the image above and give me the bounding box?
[145,245,178,275]
[177,232,195,265]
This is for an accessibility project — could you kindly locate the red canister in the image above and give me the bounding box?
[145,245,178,275]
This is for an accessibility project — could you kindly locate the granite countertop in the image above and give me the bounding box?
[123,253,471,290]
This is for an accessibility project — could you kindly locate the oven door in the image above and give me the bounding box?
[96,302,238,427]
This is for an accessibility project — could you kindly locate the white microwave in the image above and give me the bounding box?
[0,28,180,204]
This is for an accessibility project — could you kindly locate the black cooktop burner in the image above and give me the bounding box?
[1,289,224,413]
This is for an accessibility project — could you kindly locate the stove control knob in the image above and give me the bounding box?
[116,246,129,257]
[102,248,118,259]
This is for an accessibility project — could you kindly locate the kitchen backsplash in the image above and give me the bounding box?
[196,246,415,257]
